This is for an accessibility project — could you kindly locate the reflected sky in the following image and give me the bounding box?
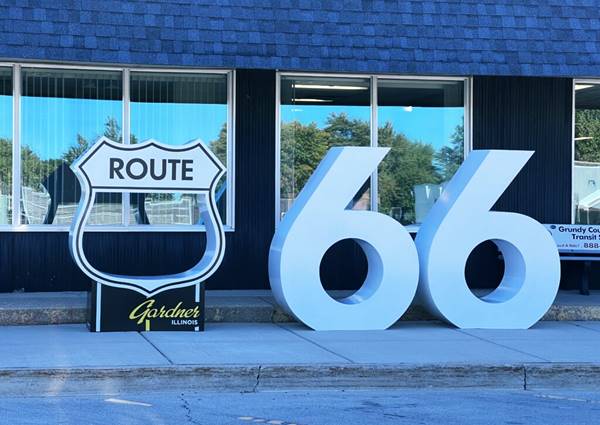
[131,102,226,146]
[0,95,10,139]
[1,98,226,160]
[20,97,121,160]
[282,105,463,150]
[0,97,463,156]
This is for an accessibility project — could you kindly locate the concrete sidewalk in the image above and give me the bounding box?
[0,321,599,395]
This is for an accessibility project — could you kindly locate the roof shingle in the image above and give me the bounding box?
[0,0,599,76]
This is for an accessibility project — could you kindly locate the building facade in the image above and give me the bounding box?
[0,1,598,292]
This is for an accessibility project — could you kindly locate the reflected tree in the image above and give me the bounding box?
[210,123,228,165]
[575,110,600,162]
[281,120,328,200]
[19,116,127,194]
[0,138,11,194]
[280,113,464,224]
[324,113,370,147]
[103,116,123,143]
[21,145,57,190]
[434,123,464,182]
[61,134,89,165]
[377,121,440,223]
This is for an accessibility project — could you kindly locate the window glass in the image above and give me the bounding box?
[21,68,123,225]
[377,79,465,224]
[574,83,600,224]
[130,72,228,225]
[280,76,371,217]
[0,68,12,224]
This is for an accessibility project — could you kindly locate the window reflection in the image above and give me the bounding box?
[280,76,371,217]
[574,83,600,224]
[0,68,11,224]
[377,79,465,225]
[278,75,466,224]
[21,68,123,225]
[130,72,228,225]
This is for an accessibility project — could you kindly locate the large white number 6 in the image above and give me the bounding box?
[415,150,560,328]
[269,147,419,330]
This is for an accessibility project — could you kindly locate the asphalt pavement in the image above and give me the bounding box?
[1,388,599,425]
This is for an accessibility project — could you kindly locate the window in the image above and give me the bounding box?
[574,82,600,224]
[21,68,123,225]
[277,74,469,226]
[130,72,229,225]
[279,76,371,217]
[0,68,11,224]
[0,64,234,231]
[377,79,465,225]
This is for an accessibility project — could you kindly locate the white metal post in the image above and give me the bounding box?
[11,64,21,226]
[370,75,378,212]
[122,68,131,226]
[274,72,281,227]
[227,70,236,229]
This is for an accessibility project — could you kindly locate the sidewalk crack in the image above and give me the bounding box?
[456,329,550,362]
[253,365,261,392]
[179,393,202,425]
[275,323,356,364]
[139,332,174,365]
[571,322,600,334]
[258,296,277,308]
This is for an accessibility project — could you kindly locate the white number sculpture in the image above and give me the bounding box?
[415,150,560,328]
[269,147,420,330]
[269,148,561,330]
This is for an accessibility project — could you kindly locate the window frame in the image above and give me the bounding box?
[571,78,600,225]
[0,62,235,232]
[275,71,472,232]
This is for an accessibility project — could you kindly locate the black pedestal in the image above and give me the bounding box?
[88,282,205,332]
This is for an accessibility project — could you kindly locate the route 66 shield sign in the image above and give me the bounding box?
[69,137,226,298]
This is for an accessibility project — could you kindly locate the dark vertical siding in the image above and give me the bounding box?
[223,69,276,289]
[470,76,580,289]
[472,76,573,222]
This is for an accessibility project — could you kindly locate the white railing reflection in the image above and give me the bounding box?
[20,186,201,226]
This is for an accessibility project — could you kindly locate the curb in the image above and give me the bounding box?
[0,290,598,326]
[524,364,600,389]
[0,363,598,395]
[2,303,600,326]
